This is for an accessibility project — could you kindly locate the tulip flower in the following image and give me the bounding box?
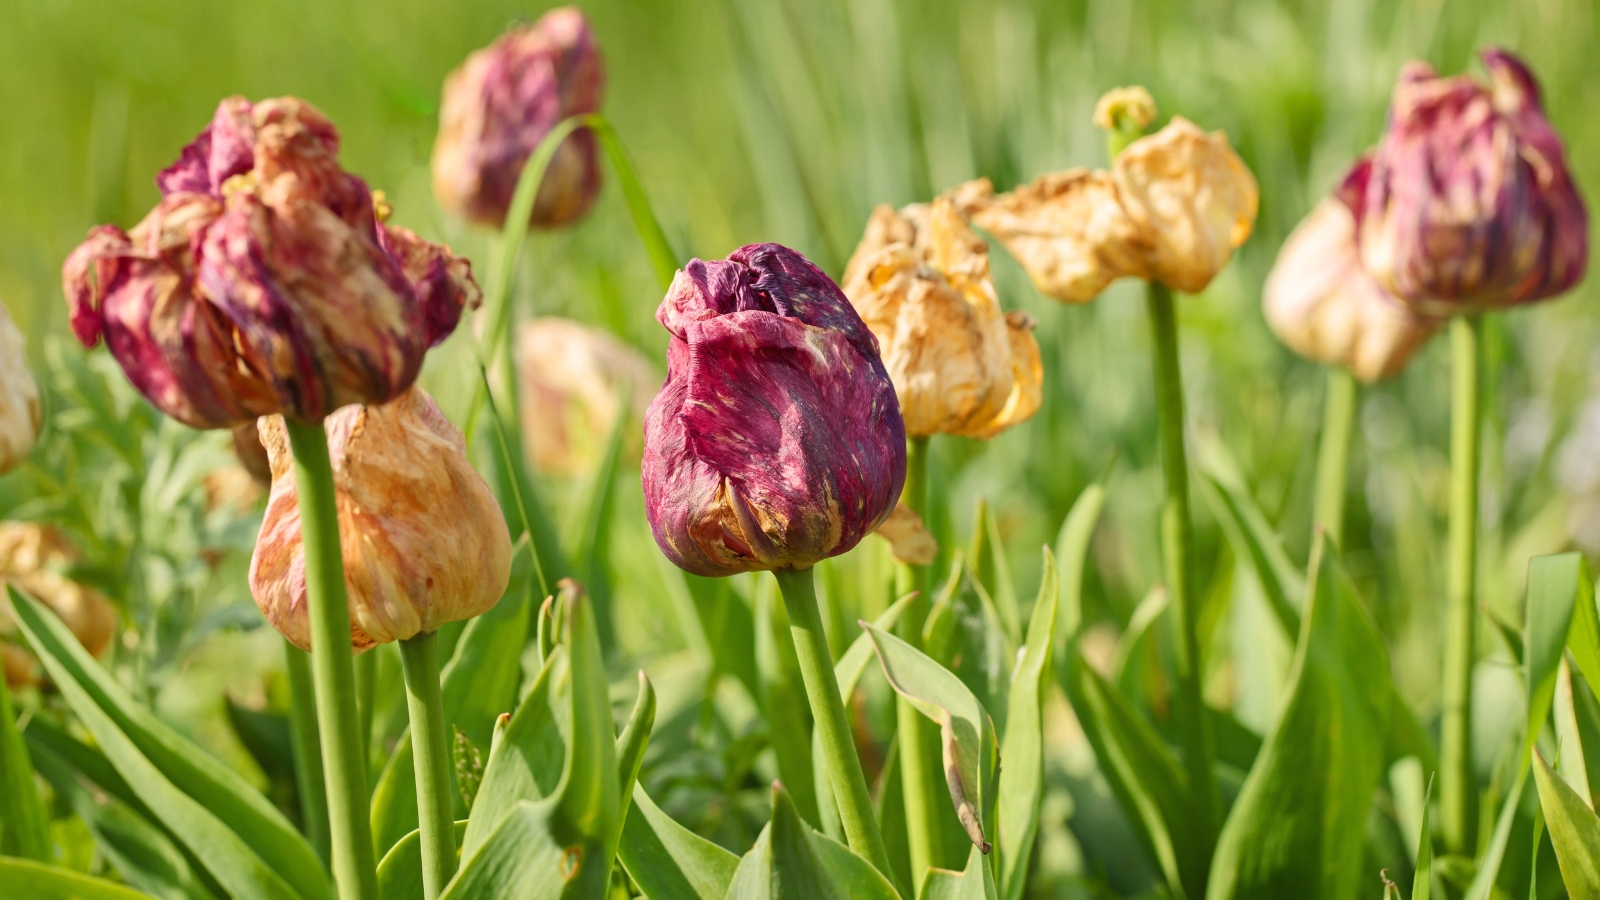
[642,243,906,578]
[515,317,658,475]
[0,302,41,475]
[1264,196,1440,382]
[842,198,1043,440]
[62,96,481,430]
[0,523,118,687]
[432,7,605,229]
[250,386,512,651]
[1351,48,1588,314]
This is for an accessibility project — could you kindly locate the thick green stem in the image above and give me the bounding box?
[1441,315,1482,854]
[1145,281,1219,864]
[773,566,893,880]
[285,641,331,866]
[284,419,380,900]
[354,648,376,771]
[896,435,947,890]
[1313,367,1358,547]
[400,632,456,900]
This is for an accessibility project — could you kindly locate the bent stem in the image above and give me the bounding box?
[284,419,379,900]
[773,565,893,880]
[1146,281,1219,869]
[285,641,331,866]
[1312,367,1357,546]
[1441,315,1483,853]
[400,632,456,900]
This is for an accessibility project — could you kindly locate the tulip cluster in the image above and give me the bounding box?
[0,301,41,475]
[1,523,117,687]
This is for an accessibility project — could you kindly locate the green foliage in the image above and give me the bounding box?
[723,783,900,900]
[1531,751,1600,899]
[0,857,160,899]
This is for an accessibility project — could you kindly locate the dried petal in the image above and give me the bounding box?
[250,387,512,650]
[0,301,41,475]
[0,523,118,686]
[515,317,659,475]
[874,501,938,566]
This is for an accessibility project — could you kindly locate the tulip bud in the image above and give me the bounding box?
[1264,196,1440,382]
[842,199,1042,439]
[1093,86,1157,134]
[63,96,480,430]
[643,244,906,577]
[0,522,118,687]
[1353,48,1588,313]
[432,8,606,229]
[515,317,659,475]
[250,387,512,651]
[0,301,41,475]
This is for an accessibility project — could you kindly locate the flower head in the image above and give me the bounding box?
[1094,86,1157,134]
[515,317,659,475]
[250,387,512,651]
[0,302,41,475]
[842,198,1042,439]
[1352,48,1587,313]
[63,96,480,429]
[1,523,118,687]
[643,244,906,577]
[432,7,605,228]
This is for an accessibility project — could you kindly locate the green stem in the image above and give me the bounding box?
[400,632,456,900]
[1145,280,1219,870]
[284,419,379,900]
[355,648,376,773]
[896,435,944,889]
[0,671,50,861]
[285,640,331,866]
[1441,315,1482,854]
[1312,367,1357,547]
[772,566,893,880]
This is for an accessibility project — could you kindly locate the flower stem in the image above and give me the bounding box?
[1312,366,1357,546]
[1441,314,1482,854]
[285,640,331,866]
[1145,280,1219,866]
[772,565,893,880]
[400,631,456,900]
[284,419,379,900]
[896,435,946,888]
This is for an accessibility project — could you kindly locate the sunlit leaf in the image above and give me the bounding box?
[920,844,998,900]
[0,672,49,860]
[996,548,1057,900]
[1531,750,1600,899]
[374,820,468,900]
[723,782,900,900]
[0,857,158,900]
[616,782,739,900]
[1052,482,1107,643]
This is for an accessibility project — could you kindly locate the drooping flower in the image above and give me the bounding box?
[250,387,512,651]
[0,523,118,687]
[1351,48,1587,315]
[842,198,1043,440]
[62,96,481,430]
[432,7,606,229]
[0,301,41,475]
[515,317,659,475]
[643,244,906,577]
[1264,196,1440,382]
[952,114,1258,301]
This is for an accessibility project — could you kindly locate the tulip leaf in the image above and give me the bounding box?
[375,820,469,900]
[1463,756,1532,900]
[1412,774,1434,900]
[724,782,900,900]
[1525,553,1592,762]
[969,496,1021,647]
[1532,750,1600,899]
[1053,481,1107,643]
[920,843,999,900]
[0,857,159,900]
[12,587,321,900]
[1207,535,1392,900]
[0,670,50,861]
[1554,659,1594,806]
[617,782,740,900]
[610,670,656,879]
[996,547,1058,900]
[585,114,682,291]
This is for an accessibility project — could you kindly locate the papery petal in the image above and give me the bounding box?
[156,96,255,198]
[0,522,118,686]
[379,224,483,347]
[874,501,938,566]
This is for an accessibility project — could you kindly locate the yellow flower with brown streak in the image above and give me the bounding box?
[515,317,659,476]
[250,386,512,651]
[952,112,1258,301]
[0,301,41,475]
[842,198,1042,440]
[0,523,118,687]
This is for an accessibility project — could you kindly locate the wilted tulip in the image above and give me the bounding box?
[1264,196,1440,382]
[0,522,118,687]
[953,115,1258,301]
[250,387,512,651]
[0,301,41,475]
[643,244,906,577]
[63,96,481,430]
[842,198,1042,440]
[432,7,605,229]
[515,317,658,475]
[1352,48,1588,314]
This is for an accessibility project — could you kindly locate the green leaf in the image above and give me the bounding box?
[12,588,320,900]
[863,621,999,855]
[610,670,656,883]
[616,782,740,900]
[585,114,682,291]
[1412,775,1434,900]
[1525,553,1592,761]
[1554,659,1593,808]
[1462,750,1531,900]
[375,820,469,900]
[1196,436,1304,632]
[1573,671,1600,810]
[724,782,900,900]
[1053,482,1107,643]
[1207,535,1392,900]
[920,844,999,900]
[1532,750,1600,899]
[0,670,50,860]
[0,857,158,899]
[996,548,1057,900]
[968,496,1021,647]
[458,648,565,864]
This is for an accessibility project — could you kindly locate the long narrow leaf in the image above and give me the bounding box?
[0,670,50,860]
[1532,750,1600,899]
[996,548,1058,900]
[0,857,158,900]
[617,782,740,900]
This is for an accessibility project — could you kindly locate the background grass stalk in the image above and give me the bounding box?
[284,419,380,900]
[1312,367,1357,546]
[285,640,332,866]
[773,565,893,880]
[1441,314,1482,853]
[399,631,455,900]
[1145,280,1220,861]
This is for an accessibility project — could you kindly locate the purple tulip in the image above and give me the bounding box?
[643,244,907,577]
[1351,47,1588,314]
[62,97,480,429]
